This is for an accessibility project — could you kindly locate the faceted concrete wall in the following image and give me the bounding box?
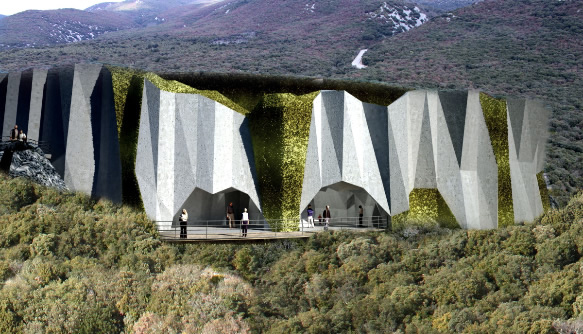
[64,64,122,202]
[299,91,391,222]
[136,80,262,230]
[0,65,122,202]
[0,64,550,230]
[507,98,550,222]
[301,89,550,229]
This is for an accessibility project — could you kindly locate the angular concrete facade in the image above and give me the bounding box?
[299,91,391,222]
[301,89,549,229]
[0,65,122,202]
[507,98,550,223]
[0,64,550,230]
[136,80,262,230]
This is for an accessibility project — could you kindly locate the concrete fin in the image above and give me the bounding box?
[438,90,467,167]
[74,64,102,101]
[196,97,215,193]
[507,98,525,157]
[364,101,390,206]
[27,69,48,142]
[3,72,21,138]
[413,95,436,188]
[16,70,33,134]
[322,91,344,176]
[0,74,8,137]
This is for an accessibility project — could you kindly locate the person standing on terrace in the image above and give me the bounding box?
[323,205,331,230]
[10,125,18,141]
[179,209,188,239]
[227,202,235,228]
[307,204,315,228]
[241,208,249,237]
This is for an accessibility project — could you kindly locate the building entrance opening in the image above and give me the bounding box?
[301,182,389,228]
[173,187,263,227]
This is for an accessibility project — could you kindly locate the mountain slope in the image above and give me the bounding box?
[86,0,222,26]
[415,0,483,11]
[358,0,583,205]
[0,0,580,204]
[0,9,135,48]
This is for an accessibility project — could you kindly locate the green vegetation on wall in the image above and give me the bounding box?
[391,188,460,230]
[538,172,552,213]
[107,67,250,209]
[108,66,146,209]
[480,93,514,228]
[248,92,319,230]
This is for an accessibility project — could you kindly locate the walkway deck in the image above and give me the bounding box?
[159,224,387,243]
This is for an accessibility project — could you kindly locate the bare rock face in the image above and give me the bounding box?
[0,146,67,191]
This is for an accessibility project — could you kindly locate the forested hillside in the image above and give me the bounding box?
[0,172,582,333]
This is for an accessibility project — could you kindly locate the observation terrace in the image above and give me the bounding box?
[157,216,389,243]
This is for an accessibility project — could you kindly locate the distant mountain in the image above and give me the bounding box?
[86,0,223,26]
[0,14,5,20]
[0,9,134,48]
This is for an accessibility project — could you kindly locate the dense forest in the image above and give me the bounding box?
[0,172,582,333]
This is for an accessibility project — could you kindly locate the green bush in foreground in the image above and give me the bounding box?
[0,172,582,333]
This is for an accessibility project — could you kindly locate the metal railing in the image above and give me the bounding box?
[0,137,52,155]
[156,216,389,241]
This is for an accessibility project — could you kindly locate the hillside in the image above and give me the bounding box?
[86,0,222,26]
[0,171,582,332]
[0,9,135,48]
[0,0,430,51]
[0,0,580,205]
[357,0,583,205]
[415,0,483,11]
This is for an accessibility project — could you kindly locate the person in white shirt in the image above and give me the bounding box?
[179,209,188,239]
[241,208,249,237]
[18,130,27,143]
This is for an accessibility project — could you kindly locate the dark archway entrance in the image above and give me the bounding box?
[301,181,389,227]
[173,187,264,227]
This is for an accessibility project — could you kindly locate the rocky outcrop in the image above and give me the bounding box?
[0,146,67,191]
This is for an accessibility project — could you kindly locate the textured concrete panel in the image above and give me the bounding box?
[0,74,8,134]
[507,98,549,223]
[64,64,100,195]
[431,91,467,228]
[438,91,467,166]
[27,69,48,142]
[136,79,263,230]
[388,94,409,215]
[461,90,498,229]
[300,91,390,220]
[3,72,21,138]
[40,67,74,178]
[16,70,33,134]
[136,80,160,222]
[90,67,122,203]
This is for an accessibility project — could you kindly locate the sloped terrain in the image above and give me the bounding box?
[0,171,582,332]
[0,9,135,48]
[359,0,583,205]
[0,0,580,205]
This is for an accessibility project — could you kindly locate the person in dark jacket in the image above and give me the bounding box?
[227,202,235,228]
[10,125,18,141]
[358,205,364,227]
[323,205,331,230]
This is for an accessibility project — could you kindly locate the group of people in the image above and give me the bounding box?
[305,204,365,230]
[177,202,368,239]
[306,204,332,230]
[9,125,27,143]
[177,202,251,239]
